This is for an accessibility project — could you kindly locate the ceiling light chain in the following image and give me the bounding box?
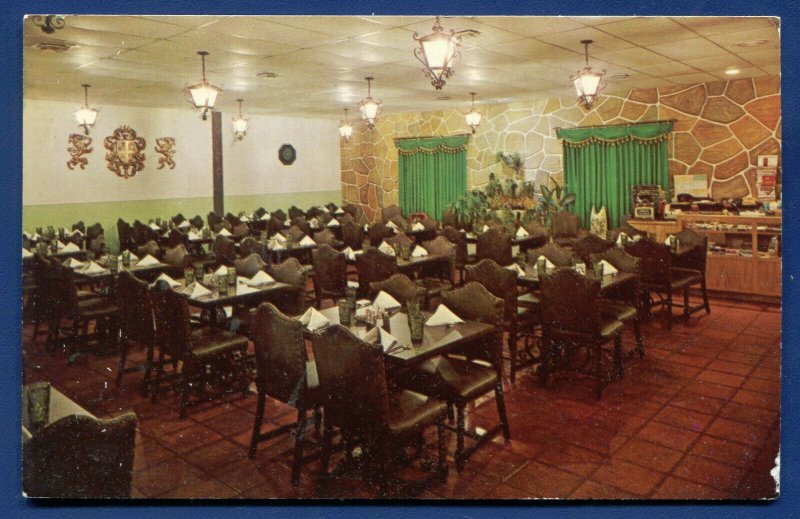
[465,92,482,134]
[570,39,607,110]
[339,108,353,142]
[413,16,462,90]
[31,15,65,34]
[185,51,222,120]
[73,83,99,136]
[232,98,248,140]
[358,76,382,129]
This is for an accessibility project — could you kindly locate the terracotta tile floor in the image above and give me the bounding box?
[22,295,780,500]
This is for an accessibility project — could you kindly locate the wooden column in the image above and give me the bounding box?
[212,111,224,215]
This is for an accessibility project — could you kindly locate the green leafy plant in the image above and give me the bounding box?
[534,180,577,232]
[446,190,491,229]
[495,151,523,174]
[484,172,503,199]
[492,208,518,236]
[502,178,518,198]
[520,181,537,198]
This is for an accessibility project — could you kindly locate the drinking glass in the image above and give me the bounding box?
[536,257,547,275]
[27,382,50,432]
[338,299,352,326]
[217,275,228,295]
[86,251,95,262]
[122,250,131,267]
[227,267,237,286]
[594,261,605,277]
[184,268,195,285]
[109,255,119,274]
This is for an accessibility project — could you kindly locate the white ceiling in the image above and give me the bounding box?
[23,15,781,119]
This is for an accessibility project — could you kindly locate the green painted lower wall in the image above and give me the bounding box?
[23,190,342,253]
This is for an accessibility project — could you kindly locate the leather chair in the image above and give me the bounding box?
[225,212,242,227]
[272,209,288,222]
[150,282,249,417]
[313,228,336,246]
[291,217,312,237]
[71,220,86,234]
[117,219,136,254]
[23,412,137,498]
[235,253,267,278]
[386,231,414,251]
[266,257,309,316]
[341,203,363,223]
[674,228,711,315]
[551,212,580,247]
[136,239,162,261]
[401,282,510,471]
[466,259,538,385]
[355,248,398,298]
[249,303,321,486]
[213,234,237,266]
[609,221,648,244]
[325,202,339,214]
[476,227,513,266]
[232,222,251,238]
[417,235,456,305]
[311,244,347,308]
[341,220,365,249]
[162,244,190,277]
[253,207,268,220]
[539,268,625,399]
[573,234,614,265]
[526,242,575,267]
[286,225,306,243]
[368,222,394,247]
[381,204,402,223]
[266,216,285,237]
[115,271,156,392]
[441,209,458,230]
[312,325,448,496]
[207,211,225,232]
[239,236,260,258]
[441,226,471,284]
[189,215,205,230]
[369,273,425,309]
[288,205,306,220]
[167,228,188,249]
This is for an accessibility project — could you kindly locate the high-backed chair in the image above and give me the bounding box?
[213,234,237,266]
[285,225,306,243]
[389,215,410,233]
[674,228,711,315]
[266,258,309,316]
[313,228,336,245]
[341,203,363,223]
[266,217,285,237]
[609,221,648,244]
[290,217,312,237]
[441,226,470,283]
[341,220,365,249]
[232,222,250,238]
[235,253,267,278]
[368,273,425,309]
[189,215,204,230]
[312,325,448,495]
[71,220,86,234]
[239,236,260,258]
[117,219,136,253]
[136,239,162,261]
[381,204,402,223]
[368,222,394,247]
[466,259,538,385]
[207,211,225,232]
[163,244,190,277]
[538,268,624,399]
[417,235,456,305]
[167,228,188,249]
[271,209,288,222]
[386,231,414,251]
[306,206,325,220]
[573,234,614,265]
[311,244,347,308]
[248,303,320,486]
[23,412,137,498]
[288,205,306,220]
[552,212,580,247]
[476,227,512,266]
[527,242,574,267]
[355,248,397,298]
[115,271,156,392]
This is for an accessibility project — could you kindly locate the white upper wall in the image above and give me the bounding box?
[23,99,341,205]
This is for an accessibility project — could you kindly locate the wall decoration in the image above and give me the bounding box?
[104,125,146,179]
[66,133,92,170]
[154,137,176,170]
[278,143,296,165]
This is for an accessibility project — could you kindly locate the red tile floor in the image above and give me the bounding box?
[22,295,780,500]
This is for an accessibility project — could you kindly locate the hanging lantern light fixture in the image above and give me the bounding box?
[358,76,382,129]
[412,16,462,90]
[464,92,482,134]
[339,108,353,142]
[73,83,99,136]
[570,40,607,110]
[185,51,222,120]
[231,98,248,140]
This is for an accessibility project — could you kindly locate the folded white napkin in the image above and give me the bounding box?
[425,304,464,327]
[149,223,161,231]
[125,251,139,261]
[247,270,275,287]
[387,220,399,230]
[63,257,86,268]
[23,231,31,239]
[335,208,345,215]
[161,232,170,239]
[185,282,212,299]
[533,256,556,272]
[310,218,319,227]
[299,307,330,331]
[178,220,190,228]
[284,221,291,227]
[363,327,402,353]
[22,248,33,258]
[82,261,108,274]
[274,233,287,243]
[665,235,676,246]
[327,218,340,227]
[363,224,370,232]
[347,280,360,289]
[482,224,489,233]
[598,259,619,275]
[214,265,228,275]
[466,232,477,239]
[155,273,181,288]
[374,290,401,310]
[260,212,271,221]
[343,246,355,260]
[411,246,428,257]
[411,221,425,231]
[505,263,526,278]
[188,230,202,240]
[235,284,259,295]
[378,241,395,256]
[269,239,286,250]
[62,242,80,252]
[299,235,316,246]
[632,234,642,242]
[56,240,65,250]
[240,214,250,222]
[616,232,628,246]
[70,229,84,236]
[31,233,42,241]
[137,254,160,266]
[321,206,330,213]
[516,226,529,238]
[218,228,232,236]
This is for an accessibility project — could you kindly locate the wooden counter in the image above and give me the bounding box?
[627,219,681,243]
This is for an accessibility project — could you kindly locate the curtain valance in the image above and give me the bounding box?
[395,134,469,155]
[557,121,673,148]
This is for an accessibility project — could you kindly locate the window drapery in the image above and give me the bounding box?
[397,135,468,219]
[558,121,673,228]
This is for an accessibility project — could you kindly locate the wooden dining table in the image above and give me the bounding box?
[516,263,637,293]
[180,277,293,326]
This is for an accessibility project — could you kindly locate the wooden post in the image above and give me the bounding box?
[212,111,224,215]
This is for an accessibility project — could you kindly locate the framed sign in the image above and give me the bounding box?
[278,144,296,165]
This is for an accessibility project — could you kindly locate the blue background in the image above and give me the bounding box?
[3,0,797,516]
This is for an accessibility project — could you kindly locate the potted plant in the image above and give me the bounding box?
[533,180,576,234]
[446,190,491,230]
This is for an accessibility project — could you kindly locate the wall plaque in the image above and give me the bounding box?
[104,125,146,179]
[155,137,176,170]
[66,133,92,170]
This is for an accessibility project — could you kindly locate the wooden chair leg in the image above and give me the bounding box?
[701,277,711,314]
[320,417,333,476]
[179,361,193,419]
[595,344,604,400]
[666,288,673,330]
[455,405,466,472]
[634,319,644,359]
[151,349,164,402]
[508,329,518,385]
[495,380,511,440]
[683,287,691,317]
[614,335,624,380]
[142,340,154,396]
[291,408,307,486]
[116,336,129,386]
[313,406,322,436]
[437,418,448,482]
[249,391,267,459]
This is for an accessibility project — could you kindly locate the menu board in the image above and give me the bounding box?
[673,174,709,199]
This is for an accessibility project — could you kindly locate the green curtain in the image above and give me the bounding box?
[558,122,673,228]
[397,135,468,219]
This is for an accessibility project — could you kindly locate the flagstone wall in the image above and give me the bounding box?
[340,76,780,222]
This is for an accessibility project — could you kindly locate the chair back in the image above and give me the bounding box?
[232,222,250,238]
[386,231,414,251]
[313,228,335,245]
[381,204,402,222]
[163,244,190,270]
[213,234,237,265]
[368,222,394,246]
[325,202,339,213]
[527,243,574,267]
[341,220,365,249]
[369,273,424,308]
[422,235,456,283]
[71,221,86,234]
[441,209,458,229]
[552,212,579,238]
[286,225,306,243]
[341,203,362,222]
[312,325,390,435]
[389,215,410,232]
[306,206,325,220]
[50,262,80,317]
[291,217,312,236]
[171,213,186,226]
[442,282,504,368]
[150,282,192,358]
[312,244,347,294]
[539,268,601,337]
[675,228,708,273]
[23,412,137,498]
[167,228,187,249]
[356,248,398,296]
[272,209,288,222]
[132,220,158,246]
[189,215,204,230]
[609,221,648,243]
[288,205,306,220]
[441,226,468,266]
[88,234,107,254]
[476,227,512,266]
[267,257,308,315]
[225,212,242,227]
[207,211,224,230]
[250,303,310,404]
[465,259,518,323]
[86,222,105,241]
[117,219,135,252]
[239,236,260,257]
[573,234,614,265]
[116,271,155,344]
[589,247,640,275]
[253,207,267,219]
[266,217,285,237]
[624,238,671,287]
[235,253,266,278]
[136,239,162,260]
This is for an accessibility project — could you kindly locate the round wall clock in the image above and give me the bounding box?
[278,144,296,165]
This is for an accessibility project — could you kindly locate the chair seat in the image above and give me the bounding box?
[601,300,637,322]
[600,319,625,339]
[670,269,702,290]
[518,292,540,307]
[387,389,446,436]
[416,278,452,297]
[409,356,498,403]
[77,298,118,319]
[188,327,248,359]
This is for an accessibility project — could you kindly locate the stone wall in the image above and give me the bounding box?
[340,76,780,222]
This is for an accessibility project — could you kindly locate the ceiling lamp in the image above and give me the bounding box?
[339,108,353,142]
[186,51,222,120]
[73,83,99,136]
[358,76,382,129]
[570,40,607,110]
[464,92,482,134]
[231,98,248,140]
[413,16,462,90]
